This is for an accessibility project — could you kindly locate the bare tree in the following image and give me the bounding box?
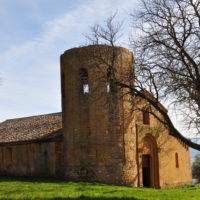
[86,8,200,150]
[131,0,200,135]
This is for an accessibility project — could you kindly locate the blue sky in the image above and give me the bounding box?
[0,0,195,139]
[0,0,138,122]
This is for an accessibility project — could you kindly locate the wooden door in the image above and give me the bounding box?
[142,154,151,187]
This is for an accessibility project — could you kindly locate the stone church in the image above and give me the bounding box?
[0,45,192,188]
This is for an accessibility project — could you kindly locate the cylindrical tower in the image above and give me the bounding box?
[60,45,137,185]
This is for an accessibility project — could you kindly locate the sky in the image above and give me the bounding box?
[0,0,196,139]
[0,0,138,122]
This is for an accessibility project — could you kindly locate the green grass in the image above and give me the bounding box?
[0,177,199,200]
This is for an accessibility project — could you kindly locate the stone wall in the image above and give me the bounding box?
[135,106,192,188]
[61,45,135,185]
[61,45,192,187]
[0,139,64,178]
[0,44,192,187]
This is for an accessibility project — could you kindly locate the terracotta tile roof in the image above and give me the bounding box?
[0,112,62,144]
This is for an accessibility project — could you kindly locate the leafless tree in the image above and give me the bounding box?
[85,7,200,150]
[131,0,200,135]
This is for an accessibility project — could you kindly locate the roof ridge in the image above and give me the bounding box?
[1,112,62,123]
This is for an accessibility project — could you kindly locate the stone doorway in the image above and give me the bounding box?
[142,134,160,188]
[142,154,151,187]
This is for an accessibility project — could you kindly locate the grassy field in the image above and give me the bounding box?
[0,177,199,200]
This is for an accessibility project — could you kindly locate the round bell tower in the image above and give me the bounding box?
[60,45,136,185]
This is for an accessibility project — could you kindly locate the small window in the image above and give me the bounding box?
[107,83,110,93]
[143,109,150,125]
[83,84,89,94]
[175,152,179,168]
[106,69,115,93]
[80,68,89,94]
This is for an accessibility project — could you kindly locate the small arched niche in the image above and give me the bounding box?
[175,152,179,168]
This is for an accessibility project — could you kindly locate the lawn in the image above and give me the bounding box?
[0,177,199,200]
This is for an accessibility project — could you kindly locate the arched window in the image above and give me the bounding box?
[80,68,89,94]
[175,152,179,168]
[143,109,150,125]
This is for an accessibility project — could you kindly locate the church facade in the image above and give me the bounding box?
[0,45,192,188]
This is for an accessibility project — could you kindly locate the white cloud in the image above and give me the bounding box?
[0,0,138,122]
[0,0,194,139]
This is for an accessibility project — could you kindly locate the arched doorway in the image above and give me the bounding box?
[142,134,160,188]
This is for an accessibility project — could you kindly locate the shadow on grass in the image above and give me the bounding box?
[0,176,138,189]
[0,176,70,184]
[0,176,111,187]
[0,198,141,200]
